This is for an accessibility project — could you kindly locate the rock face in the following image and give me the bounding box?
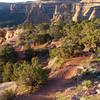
[0,29,6,44]
[0,82,17,96]
[5,29,14,40]
[72,3,83,22]
[16,1,100,23]
[72,3,100,21]
[0,1,100,27]
[25,4,50,24]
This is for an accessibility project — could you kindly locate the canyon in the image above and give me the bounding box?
[0,0,100,27]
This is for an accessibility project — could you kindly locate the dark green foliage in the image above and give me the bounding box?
[2,62,13,82]
[18,31,36,47]
[0,61,5,74]
[18,31,52,48]
[0,45,18,63]
[12,58,47,87]
[35,33,52,45]
[49,20,99,60]
[25,48,35,62]
[49,19,100,71]
[21,23,35,31]
[64,20,100,51]
[48,19,64,40]
[49,24,63,40]
[1,57,47,89]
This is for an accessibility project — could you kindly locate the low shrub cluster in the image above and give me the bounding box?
[0,45,18,63]
[1,58,47,89]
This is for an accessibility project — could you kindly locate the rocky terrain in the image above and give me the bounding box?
[0,0,100,27]
[0,1,100,100]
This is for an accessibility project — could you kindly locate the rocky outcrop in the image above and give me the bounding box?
[5,29,14,40]
[72,3,83,22]
[89,6,100,20]
[0,82,17,96]
[0,29,6,44]
[51,5,62,24]
[72,3,100,21]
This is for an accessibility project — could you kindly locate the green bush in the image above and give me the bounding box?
[56,92,67,100]
[49,48,60,59]
[82,80,92,88]
[49,48,66,72]
[0,61,5,73]
[0,45,18,63]
[21,23,35,31]
[2,62,13,82]
[49,24,63,40]
[12,58,47,88]
[35,33,52,45]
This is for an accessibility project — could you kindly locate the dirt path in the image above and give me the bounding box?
[15,56,89,100]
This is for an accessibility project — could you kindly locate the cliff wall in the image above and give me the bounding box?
[0,1,100,27]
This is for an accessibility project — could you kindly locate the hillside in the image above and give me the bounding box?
[0,1,100,100]
[0,17,100,100]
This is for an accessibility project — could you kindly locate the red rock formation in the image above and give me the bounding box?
[0,29,6,44]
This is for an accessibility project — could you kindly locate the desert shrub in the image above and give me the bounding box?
[56,92,67,100]
[12,58,47,88]
[16,84,32,94]
[49,48,60,59]
[49,42,75,71]
[18,30,36,48]
[52,57,65,72]
[35,33,52,45]
[80,20,99,50]
[49,24,63,41]
[0,90,16,100]
[0,45,18,63]
[0,61,5,73]
[81,69,90,76]
[1,57,48,88]
[48,20,100,72]
[17,33,26,45]
[64,20,100,52]
[82,80,92,88]
[49,48,66,72]
[2,62,13,82]
[21,23,35,31]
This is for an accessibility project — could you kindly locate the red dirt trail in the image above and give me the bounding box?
[15,56,90,100]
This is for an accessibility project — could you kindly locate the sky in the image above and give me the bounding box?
[0,0,37,3]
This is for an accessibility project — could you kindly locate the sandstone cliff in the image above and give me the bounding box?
[25,4,50,24]
[0,1,100,27]
[24,1,100,23]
